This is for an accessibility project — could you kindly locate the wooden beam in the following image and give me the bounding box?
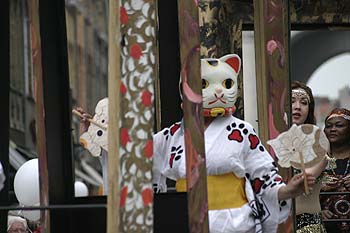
[253,0,293,232]
[177,0,209,232]
[107,0,120,231]
[253,0,269,145]
[112,0,157,231]
[38,0,74,232]
[0,0,10,232]
[28,1,50,231]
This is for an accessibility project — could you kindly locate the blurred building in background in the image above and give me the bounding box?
[9,0,108,202]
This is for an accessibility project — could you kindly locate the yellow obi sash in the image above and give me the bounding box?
[176,173,247,210]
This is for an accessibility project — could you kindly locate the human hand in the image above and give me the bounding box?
[278,172,316,200]
[74,107,92,133]
[322,176,339,191]
[322,209,337,219]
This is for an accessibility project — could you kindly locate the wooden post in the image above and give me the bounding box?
[28,1,50,231]
[107,0,120,231]
[108,0,158,232]
[77,13,87,111]
[253,0,291,146]
[253,0,292,232]
[37,0,74,232]
[177,1,209,232]
[0,1,9,232]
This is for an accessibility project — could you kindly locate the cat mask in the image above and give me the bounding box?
[201,54,241,117]
[80,98,108,157]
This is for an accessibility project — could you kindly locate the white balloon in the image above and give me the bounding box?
[74,181,89,197]
[14,159,39,206]
[22,203,40,222]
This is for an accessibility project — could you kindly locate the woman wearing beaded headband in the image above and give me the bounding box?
[291,81,328,233]
[321,108,350,233]
[291,81,316,126]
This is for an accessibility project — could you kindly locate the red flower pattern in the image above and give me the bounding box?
[120,186,128,207]
[121,128,131,147]
[130,43,142,59]
[120,82,127,94]
[143,140,153,158]
[120,7,128,25]
[141,90,152,107]
[142,188,153,206]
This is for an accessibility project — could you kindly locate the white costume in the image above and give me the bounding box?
[152,54,291,232]
[153,116,291,232]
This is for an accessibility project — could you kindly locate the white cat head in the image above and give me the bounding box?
[201,54,241,117]
[80,98,108,157]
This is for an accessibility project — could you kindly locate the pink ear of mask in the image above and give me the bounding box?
[224,56,240,74]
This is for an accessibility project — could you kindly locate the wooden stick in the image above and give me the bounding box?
[299,152,309,195]
[107,0,121,231]
[72,109,107,131]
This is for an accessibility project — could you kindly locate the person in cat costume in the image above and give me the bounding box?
[152,54,315,233]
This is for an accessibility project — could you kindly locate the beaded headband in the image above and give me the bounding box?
[292,88,310,103]
[327,113,350,121]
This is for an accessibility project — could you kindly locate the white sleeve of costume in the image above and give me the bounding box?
[152,131,168,193]
[242,123,291,232]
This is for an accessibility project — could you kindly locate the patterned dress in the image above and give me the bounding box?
[153,116,291,233]
[321,158,350,233]
[294,172,326,232]
[293,167,326,233]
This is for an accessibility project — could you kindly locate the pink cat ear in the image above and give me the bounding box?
[220,54,241,74]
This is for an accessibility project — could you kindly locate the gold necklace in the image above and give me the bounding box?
[329,153,350,176]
